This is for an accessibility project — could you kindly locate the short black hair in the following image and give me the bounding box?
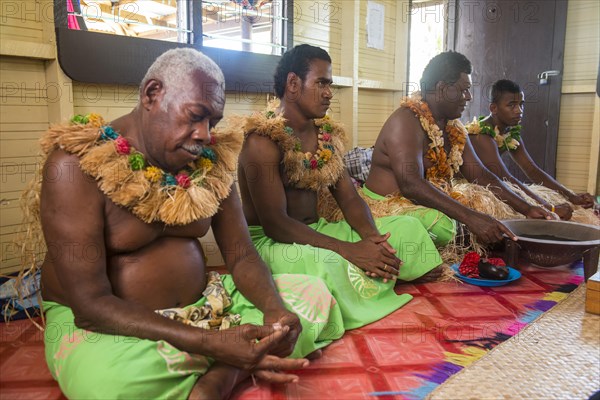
[490,79,522,103]
[420,51,472,93]
[273,44,332,98]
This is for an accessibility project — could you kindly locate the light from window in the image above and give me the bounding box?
[67,0,286,55]
[202,0,286,55]
[408,1,446,93]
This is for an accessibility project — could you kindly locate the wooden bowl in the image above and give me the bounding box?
[501,219,600,279]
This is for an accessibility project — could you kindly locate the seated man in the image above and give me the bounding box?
[30,48,344,399]
[237,44,443,330]
[466,79,598,225]
[364,51,554,247]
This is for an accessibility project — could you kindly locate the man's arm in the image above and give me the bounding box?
[460,138,554,220]
[384,109,516,244]
[329,171,402,277]
[329,171,380,239]
[42,150,288,370]
[211,184,301,356]
[510,140,595,208]
[469,134,572,219]
[239,134,398,279]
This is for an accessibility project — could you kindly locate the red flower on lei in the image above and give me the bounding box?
[175,173,192,189]
[114,136,131,155]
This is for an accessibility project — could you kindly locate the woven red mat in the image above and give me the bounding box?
[0,262,582,400]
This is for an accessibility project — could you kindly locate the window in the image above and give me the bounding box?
[56,0,292,88]
[408,0,446,93]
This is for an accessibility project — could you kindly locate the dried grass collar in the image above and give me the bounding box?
[243,105,347,191]
[39,113,242,225]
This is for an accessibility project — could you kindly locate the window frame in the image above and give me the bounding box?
[54,0,293,91]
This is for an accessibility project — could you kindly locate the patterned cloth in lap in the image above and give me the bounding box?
[43,273,343,399]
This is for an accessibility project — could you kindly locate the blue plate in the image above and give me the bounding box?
[451,264,521,287]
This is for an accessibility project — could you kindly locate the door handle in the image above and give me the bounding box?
[538,70,560,85]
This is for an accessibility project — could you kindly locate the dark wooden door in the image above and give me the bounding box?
[453,0,567,180]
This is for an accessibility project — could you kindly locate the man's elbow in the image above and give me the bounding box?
[261,218,289,242]
[398,179,423,198]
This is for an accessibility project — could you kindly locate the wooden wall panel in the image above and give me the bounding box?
[223,92,268,117]
[562,0,600,87]
[0,56,48,274]
[357,90,396,147]
[0,0,46,44]
[556,0,599,194]
[358,0,398,82]
[73,83,138,122]
[293,0,343,76]
[556,93,595,192]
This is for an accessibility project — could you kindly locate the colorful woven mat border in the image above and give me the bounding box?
[369,261,584,399]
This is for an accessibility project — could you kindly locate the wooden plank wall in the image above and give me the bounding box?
[556,0,599,194]
[1,0,596,273]
[294,0,408,148]
[357,0,398,82]
[0,57,49,273]
[293,0,343,76]
[357,90,396,147]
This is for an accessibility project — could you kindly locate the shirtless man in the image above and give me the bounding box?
[365,51,553,245]
[36,48,342,399]
[467,79,597,223]
[237,45,443,330]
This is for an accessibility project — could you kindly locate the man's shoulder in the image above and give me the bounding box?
[243,130,280,148]
[380,107,421,136]
[240,131,281,165]
[44,148,82,170]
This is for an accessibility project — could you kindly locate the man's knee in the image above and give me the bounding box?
[429,214,457,246]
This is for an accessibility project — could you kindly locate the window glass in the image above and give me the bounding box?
[202,1,286,55]
[66,0,286,54]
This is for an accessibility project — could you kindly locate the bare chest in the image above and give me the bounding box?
[103,199,211,254]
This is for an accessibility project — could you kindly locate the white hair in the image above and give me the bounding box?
[140,48,225,110]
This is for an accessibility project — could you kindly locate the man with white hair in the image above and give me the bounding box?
[32,48,343,399]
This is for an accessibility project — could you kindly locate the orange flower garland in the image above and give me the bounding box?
[400,95,467,185]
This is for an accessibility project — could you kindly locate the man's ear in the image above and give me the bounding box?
[286,72,300,94]
[490,102,498,115]
[141,79,164,110]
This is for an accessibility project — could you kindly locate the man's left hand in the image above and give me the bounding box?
[554,203,573,220]
[569,193,596,209]
[263,309,302,358]
[526,205,558,220]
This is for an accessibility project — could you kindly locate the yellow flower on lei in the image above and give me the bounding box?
[320,149,333,162]
[88,113,104,127]
[144,166,163,183]
[199,158,214,172]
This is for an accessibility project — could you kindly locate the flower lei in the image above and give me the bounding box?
[399,95,467,185]
[243,106,347,191]
[465,116,521,151]
[92,121,218,189]
[38,113,242,225]
[264,110,336,171]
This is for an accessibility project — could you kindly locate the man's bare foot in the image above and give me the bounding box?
[396,265,445,285]
[189,363,248,400]
[189,382,221,400]
[306,349,323,360]
[411,265,444,283]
